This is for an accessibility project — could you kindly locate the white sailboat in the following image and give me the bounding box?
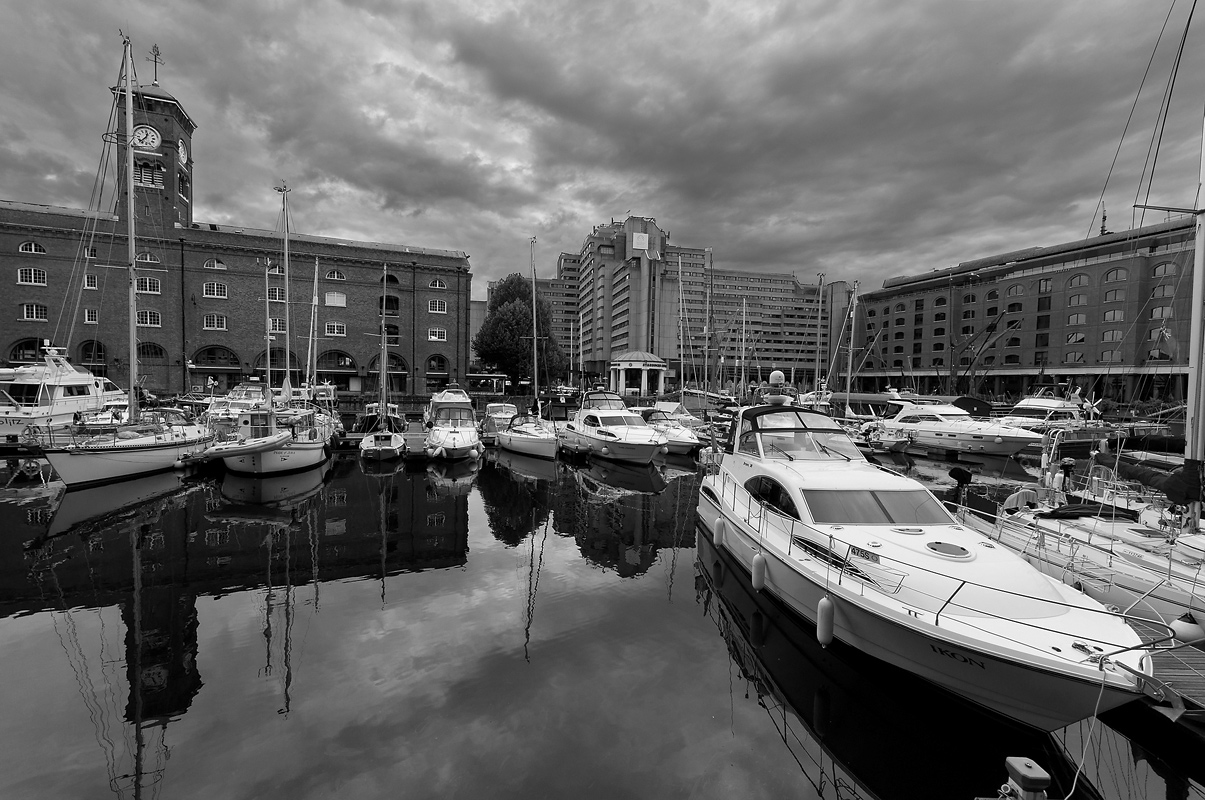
[358,263,407,461]
[39,38,214,488]
[498,237,557,460]
[214,186,337,475]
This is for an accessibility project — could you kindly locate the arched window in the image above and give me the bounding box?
[325,269,346,280]
[1066,332,1086,344]
[961,310,975,319]
[427,355,449,373]
[22,303,48,321]
[933,327,945,337]
[1100,350,1122,363]
[137,342,167,360]
[136,310,161,327]
[962,293,976,304]
[317,351,357,371]
[1150,306,1173,320]
[1067,313,1086,325]
[1103,309,1125,322]
[19,241,46,254]
[1063,351,1085,364]
[380,296,400,316]
[381,273,399,285]
[1152,284,1174,298]
[1103,268,1127,283]
[203,314,227,330]
[204,258,226,270]
[982,355,995,366]
[429,299,448,314]
[1066,273,1089,288]
[894,303,906,312]
[933,312,946,322]
[893,331,904,340]
[1104,289,1124,303]
[1003,354,1020,365]
[136,276,161,294]
[892,359,903,368]
[985,289,999,300]
[1152,262,1179,277]
[932,342,945,352]
[892,345,904,354]
[961,325,975,335]
[430,278,447,289]
[194,346,240,368]
[931,358,944,367]
[17,267,47,285]
[79,340,106,364]
[135,252,160,263]
[934,297,947,307]
[324,291,346,307]
[1004,337,1020,348]
[267,264,285,275]
[1067,294,1086,307]
[1101,330,1123,342]
[1006,284,1024,296]
[203,282,227,298]
[1006,302,1023,313]
[866,309,876,317]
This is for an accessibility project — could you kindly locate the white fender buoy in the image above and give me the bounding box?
[1170,613,1205,644]
[993,436,1003,444]
[600,445,610,456]
[173,460,184,469]
[750,611,766,648]
[816,595,834,647]
[712,518,726,548]
[751,552,767,591]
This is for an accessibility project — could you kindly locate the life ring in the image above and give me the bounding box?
[22,425,42,444]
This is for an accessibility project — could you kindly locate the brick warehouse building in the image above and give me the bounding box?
[1,78,472,399]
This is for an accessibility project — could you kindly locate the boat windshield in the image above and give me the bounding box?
[736,410,860,460]
[434,407,476,426]
[583,394,627,411]
[802,489,952,525]
[598,413,647,427]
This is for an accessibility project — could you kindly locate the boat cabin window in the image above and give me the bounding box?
[744,476,800,520]
[598,413,645,426]
[801,489,951,525]
[434,407,475,426]
[583,414,601,427]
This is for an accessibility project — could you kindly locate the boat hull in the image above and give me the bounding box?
[558,428,665,464]
[221,438,330,475]
[497,428,558,459]
[698,489,1149,731]
[42,429,214,488]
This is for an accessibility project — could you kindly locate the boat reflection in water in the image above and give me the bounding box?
[695,529,1104,800]
[218,458,333,517]
[426,458,480,497]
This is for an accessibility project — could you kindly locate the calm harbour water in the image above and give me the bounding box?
[0,450,1201,800]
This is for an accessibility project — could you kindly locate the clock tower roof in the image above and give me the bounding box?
[110,81,197,133]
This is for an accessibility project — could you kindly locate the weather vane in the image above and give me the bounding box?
[145,44,164,83]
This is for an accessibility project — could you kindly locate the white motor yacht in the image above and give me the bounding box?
[558,390,669,464]
[423,385,483,461]
[631,406,701,456]
[696,373,1158,731]
[496,412,557,460]
[865,400,1042,457]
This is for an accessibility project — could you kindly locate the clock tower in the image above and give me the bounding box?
[114,74,196,230]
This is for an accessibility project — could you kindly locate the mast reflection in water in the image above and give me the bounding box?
[0,453,1199,799]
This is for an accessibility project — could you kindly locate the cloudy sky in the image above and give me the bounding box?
[1,0,1202,299]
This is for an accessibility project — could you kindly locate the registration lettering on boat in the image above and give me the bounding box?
[849,545,879,563]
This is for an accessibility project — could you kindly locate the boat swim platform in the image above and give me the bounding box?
[1126,620,1205,733]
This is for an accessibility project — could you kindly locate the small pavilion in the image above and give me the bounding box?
[608,351,667,396]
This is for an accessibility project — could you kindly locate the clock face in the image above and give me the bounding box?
[132,125,161,150]
[177,139,189,165]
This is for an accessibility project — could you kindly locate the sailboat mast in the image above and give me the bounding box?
[264,264,272,392]
[814,273,825,391]
[677,256,684,391]
[379,262,389,409]
[1183,112,1205,535]
[741,299,747,396]
[704,248,712,393]
[530,237,539,410]
[307,257,319,388]
[844,281,859,411]
[123,38,140,423]
[275,184,292,394]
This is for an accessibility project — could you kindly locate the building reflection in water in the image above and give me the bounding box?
[0,452,473,793]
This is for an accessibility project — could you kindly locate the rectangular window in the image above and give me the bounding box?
[1066,332,1086,344]
[268,286,286,302]
[85,308,98,324]
[1067,314,1086,325]
[203,282,228,298]
[429,299,448,314]
[136,276,161,294]
[325,322,346,337]
[1035,333,1049,347]
[324,291,346,307]
[1033,351,1047,366]
[1036,315,1050,329]
[1037,278,1051,293]
[22,303,48,321]
[1036,297,1050,311]
[1067,294,1087,307]
[84,273,98,290]
[428,327,448,342]
[1103,309,1125,322]
[203,314,227,330]
[136,310,161,327]
[270,318,287,333]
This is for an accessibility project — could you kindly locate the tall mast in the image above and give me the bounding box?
[704,247,712,393]
[306,256,319,388]
[379,262,389,411]
[264,263,272,392]
[677,256,684,390]
[741,299,747,396]
[843,281,859,415]
[275,184,292,396]
[530,237,539,411]
[814,273,825,391]
[1182,112,1205,535]
[123,37,140,424]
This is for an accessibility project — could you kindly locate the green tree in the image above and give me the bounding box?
[473,273,570,392]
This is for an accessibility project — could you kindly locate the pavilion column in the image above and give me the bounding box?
[640,368,649,396]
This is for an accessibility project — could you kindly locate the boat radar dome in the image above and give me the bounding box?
[766,370,788,405]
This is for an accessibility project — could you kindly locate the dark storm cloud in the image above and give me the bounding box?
[0,0,1201,294]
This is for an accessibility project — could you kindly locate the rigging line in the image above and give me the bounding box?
[1058,668,1110,800]
[1136,0,1199,230]
[1088,0,1180,239]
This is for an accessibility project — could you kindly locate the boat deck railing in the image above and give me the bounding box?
[709,470,1174,652]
